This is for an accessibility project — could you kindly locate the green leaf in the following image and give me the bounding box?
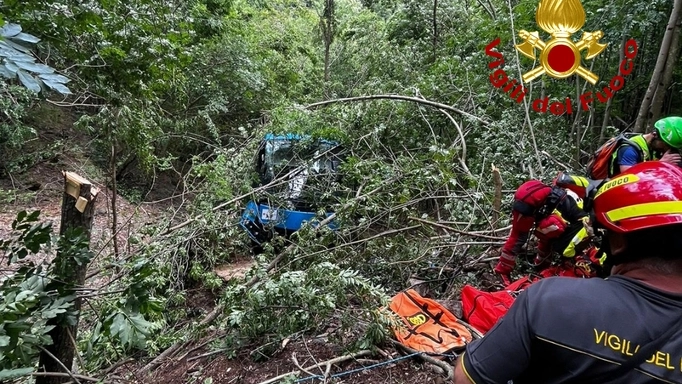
[0,335,10,347]
[14,61,54,74]
[0,367,35,380]
[0,64,13,78]
[39,73,70,84]
[26,210,40,222]
[16,70,41,93]
[3,61,19,75]
[42,80,72,95]
[129,313,153,335]
[9,32,40,44]
[0,23,22,38]
[0,38,31,54]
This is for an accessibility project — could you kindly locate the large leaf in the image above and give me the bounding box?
[39,73,70,84]
[0,39,31,54]
[42,79,72,95]
[3,61,19,74]
[13,61,55,74]
[9,32,40,44]
[16,70,41,93]
[0,64,14,78]
[0,23,21,38]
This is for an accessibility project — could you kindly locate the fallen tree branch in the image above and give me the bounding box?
[31,372,110,383]
[100,357,135,375]
[291,352,318,378]
[142,302,227,372]
[288,225,422,263]
[470,224,511,234]
[256,350,373,384]
[187,348,228,362]
[37,345,82,384]
[437,107,474,179]
[408,217,506,240]
[303,94,490,127]
[491,164,503,228]
[438,241,505,246]
[541,150,572,171]
[176,335,220,362]
[147,179,395,371]
[138,341,187,374]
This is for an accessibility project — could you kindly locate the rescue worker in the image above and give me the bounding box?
[609,116,682,177]
[454,161,682,384]
[493,179,591,278]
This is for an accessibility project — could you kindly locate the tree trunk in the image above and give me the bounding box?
[321,0,335,92]
[36,172,98,384]
[432,0,438,62]
[600,37,626,143]
[110,142,120,260]
[650,15,682,124]
[491,164,502,232]
[634,0,682,132]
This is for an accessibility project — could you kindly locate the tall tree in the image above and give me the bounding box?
[320,0,336,94]
[650,15,682,123]
[431,0,438,62]
[634,0,682,132]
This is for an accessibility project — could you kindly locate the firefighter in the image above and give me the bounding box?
[493,179,592,278]
[609,116,682,177]
[454,161,682,383]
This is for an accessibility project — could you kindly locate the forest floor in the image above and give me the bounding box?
[0,105,455,383]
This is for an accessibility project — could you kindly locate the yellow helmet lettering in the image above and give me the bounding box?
[595,175,640,199]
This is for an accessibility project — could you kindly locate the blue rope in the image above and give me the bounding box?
[293,351,458,383]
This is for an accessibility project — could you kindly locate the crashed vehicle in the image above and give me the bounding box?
[239,133,346,249]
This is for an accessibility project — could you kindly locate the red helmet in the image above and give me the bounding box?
[593,161,682,233]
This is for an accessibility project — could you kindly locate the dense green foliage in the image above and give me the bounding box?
[0,0,680,381]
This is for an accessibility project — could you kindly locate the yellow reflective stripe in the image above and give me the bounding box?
[606,201,682,222]
[599,254,608,265]
[569,175,589,188]
[460,352,479,384]
[562,227,589,258]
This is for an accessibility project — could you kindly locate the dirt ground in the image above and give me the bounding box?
[117,338,451,384]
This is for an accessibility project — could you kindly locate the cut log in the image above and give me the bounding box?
[36,172,98,384]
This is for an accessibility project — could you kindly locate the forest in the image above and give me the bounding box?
[0,0,680,382]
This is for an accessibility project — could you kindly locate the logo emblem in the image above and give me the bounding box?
[406,313,427,326]
[514,0,607,85]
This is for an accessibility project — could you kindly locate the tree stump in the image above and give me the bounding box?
[36,172,99,384]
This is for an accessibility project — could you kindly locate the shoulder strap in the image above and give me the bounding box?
[623,134,648,160]
[608,135,646,177]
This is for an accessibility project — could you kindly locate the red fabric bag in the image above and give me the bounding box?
[460,277,532,334]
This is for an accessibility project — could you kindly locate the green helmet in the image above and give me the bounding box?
[654,116,682,149]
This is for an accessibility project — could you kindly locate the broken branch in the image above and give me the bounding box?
[408,216,506,240]
[304,94,490,126]
[256,350,373,384]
